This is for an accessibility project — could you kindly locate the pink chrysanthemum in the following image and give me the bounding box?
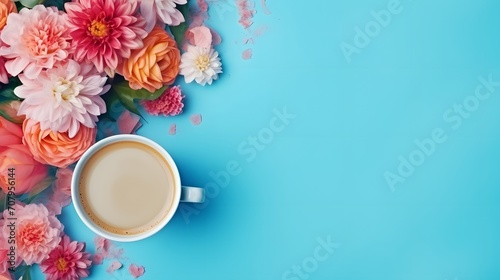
[14,60,109,137]
[0,5,72,79]
[40,235,92,280]
[141,85,185,116]
[1,204,63,265]
[65,0,148,75]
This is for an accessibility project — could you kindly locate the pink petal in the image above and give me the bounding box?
[242,48,253,60]
[129,264,145,279]
[107,260,122,273]
[189,26,212,48]
[261,0,271,15]
[93,254,104,265]
[210,28,222,45]
[117,110,142,134]
[169,123,176,135]
[190,114,202,126]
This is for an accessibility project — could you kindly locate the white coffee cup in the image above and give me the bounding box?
[71,134,204,242]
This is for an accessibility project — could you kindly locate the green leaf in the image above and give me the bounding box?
[170,4,189,48]
[0,100,23,124]
[0,190,6,213]
[26,176,56,203]
[22,266,32,280]
[0,78,21,101]
[113,81,167,101]
[116,90,142,118]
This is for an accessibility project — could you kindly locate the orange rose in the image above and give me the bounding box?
[0,144,49,194]
[0,0,16,30]
[121,26,180,92]
[22,119,96,168]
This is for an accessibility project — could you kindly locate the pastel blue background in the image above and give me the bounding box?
[34,0,500,279]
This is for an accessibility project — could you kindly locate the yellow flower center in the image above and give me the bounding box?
[56,258,67,272]
[195,55,210,71]
[89,20,108,38]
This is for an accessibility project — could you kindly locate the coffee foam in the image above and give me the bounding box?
[79,141,176,236]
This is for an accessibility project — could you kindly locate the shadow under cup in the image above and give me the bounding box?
[71,135,182,242]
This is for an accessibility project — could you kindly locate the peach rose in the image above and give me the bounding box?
[0,115,22,151]
[0,144,49,194]
[0,0,16,31]
[121,26,181,92]
[22,119,96,168]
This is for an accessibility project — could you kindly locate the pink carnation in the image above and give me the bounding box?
[65,0,147,75]
[40,235,92,280]
[141,86,185,116]
[0,5,72,79]
[1,204,63,265]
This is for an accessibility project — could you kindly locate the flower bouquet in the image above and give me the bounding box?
[0,0,222,278]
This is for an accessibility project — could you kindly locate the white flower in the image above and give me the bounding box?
[140,0,187,32]
[180,45,222,86]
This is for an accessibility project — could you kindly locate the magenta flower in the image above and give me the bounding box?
[40,235,92,280]
[141,85,185,116]
[65,0,148,75]
[0,5,72,79]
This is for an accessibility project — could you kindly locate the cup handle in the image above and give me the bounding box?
[180,186,205,203]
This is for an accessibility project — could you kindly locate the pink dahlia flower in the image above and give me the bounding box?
[65,0,148,75]
[141,85,185,116]
[1,204,63,265]
[14,60,109,137]
[40,235,92,280]
[0,5,72,79]
[140,0,187,32]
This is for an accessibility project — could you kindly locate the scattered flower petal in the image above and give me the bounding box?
[261,0,271,15]
[93,254,104,265]
[169,124,177,135]
[189,26,213,48]
[237,0,255,29]
[129,264,145,279]
[190,114,202,126]
[211,29,222,45]
[107,260,122,273]
[117,110,142,134]
[242,48,253,60]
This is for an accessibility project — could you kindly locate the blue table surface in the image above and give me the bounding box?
[32,0,500,279]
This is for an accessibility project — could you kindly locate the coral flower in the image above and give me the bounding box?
[65,0,148,75]
[0,5,71,79]
[121,26,180,92]
[14,60,109,138]
[0,144,49,194]
[40,235,92,280]
[0,0,16,31]
[0,115,22,150]
[141,85,185,116]
[22,119,96,168]
[1,204,63,265]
